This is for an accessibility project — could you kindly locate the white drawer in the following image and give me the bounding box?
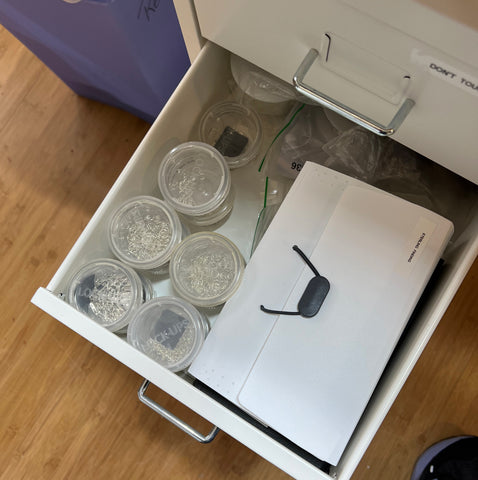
[32,41,478,480]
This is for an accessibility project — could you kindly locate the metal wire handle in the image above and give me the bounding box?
[138,379,220,444]
[293,48,415,136]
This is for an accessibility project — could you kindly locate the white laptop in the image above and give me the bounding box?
[189,162,454,465]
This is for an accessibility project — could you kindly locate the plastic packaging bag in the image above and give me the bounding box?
[322,127,386,183]
[262,105,478,240]
[264,104,337,180]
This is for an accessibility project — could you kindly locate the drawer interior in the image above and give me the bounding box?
[33,41,478,480]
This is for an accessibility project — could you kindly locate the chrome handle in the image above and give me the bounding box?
[138,379,220,444]
[293,48,415,136]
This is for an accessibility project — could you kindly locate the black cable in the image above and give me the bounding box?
[292,245,320,276]
[260,305,300,316]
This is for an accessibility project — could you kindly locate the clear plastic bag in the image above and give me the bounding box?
[262,105,478,240]
[322,127,386,183]
[264,104,336,180]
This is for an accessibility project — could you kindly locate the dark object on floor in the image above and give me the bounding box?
[410,436,478,480]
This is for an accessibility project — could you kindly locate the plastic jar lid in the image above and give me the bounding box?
[179,186,234,227]
[199,101,262,169]
[230,54,298,103]
[169,232,245,308]
[108,196,184,271]
[127,297,209,372]
[67,258,144,332]
[158,142,232,218]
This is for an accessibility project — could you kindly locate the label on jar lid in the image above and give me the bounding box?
[153,310,188,349]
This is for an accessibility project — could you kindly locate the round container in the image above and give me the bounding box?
[199,101,262,169]
[230,54,298,115]
[137,272,155,302]
[169,232,245,308]
[127,296,209,372]
[67,258,148,332]
[158,142,233,226]
[108,196,185,273]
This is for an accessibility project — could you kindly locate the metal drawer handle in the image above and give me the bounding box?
[138,379,220,444]
[293,48,415,136]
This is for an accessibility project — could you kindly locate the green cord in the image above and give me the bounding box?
[263,176,269,209]
[251,176,269,256]
[258,103,305,173]
[252,103,305,256]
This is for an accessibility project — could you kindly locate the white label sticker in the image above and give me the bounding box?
[411,50,478,97]
[397,216,437,276]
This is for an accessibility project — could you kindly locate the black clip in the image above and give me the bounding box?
[260,245,330,318]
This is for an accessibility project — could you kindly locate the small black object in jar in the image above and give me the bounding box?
[214,126,249,157]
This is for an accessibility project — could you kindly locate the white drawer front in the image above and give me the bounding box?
[32,41,478,480]
[194,0,478,184]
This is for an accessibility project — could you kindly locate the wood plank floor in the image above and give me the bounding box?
[0,25,476,480]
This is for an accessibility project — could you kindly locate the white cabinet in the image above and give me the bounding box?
[194,0,478,183]
[33,3,478,479]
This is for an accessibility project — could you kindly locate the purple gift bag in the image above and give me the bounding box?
[0,0,191,122]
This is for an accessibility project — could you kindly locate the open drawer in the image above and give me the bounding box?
[32,41,478,480]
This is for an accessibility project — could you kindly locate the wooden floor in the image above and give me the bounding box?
[0,25,476,480]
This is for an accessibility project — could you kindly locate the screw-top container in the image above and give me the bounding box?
[127,296,209,373]
[158,142,233,226]
[169,232,245,308]
[108,196,185,274]
[230,54,298,116]
[67,258,150,332]
[199,101,262,169]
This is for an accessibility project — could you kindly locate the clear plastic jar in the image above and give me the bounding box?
[67,258,152,332]
[158,142,233,226]
[127,296,209,373]
[107,196,186,274]
[230,54,298,116]
[169,232,245,308]
[199,101,262,169]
